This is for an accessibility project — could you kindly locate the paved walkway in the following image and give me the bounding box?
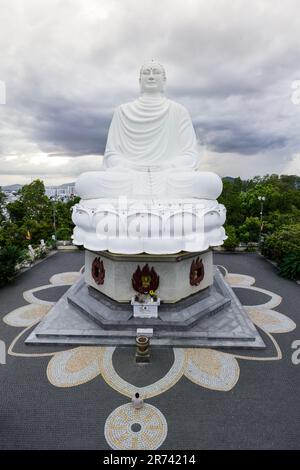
[0,251,299,449]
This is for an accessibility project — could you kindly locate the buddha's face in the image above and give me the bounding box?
[139,62,166,94]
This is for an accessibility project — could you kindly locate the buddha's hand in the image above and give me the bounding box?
[103,154,130,170]
[147,165,166,172]
[170,155,199,169]
[144,162,170,172]
[131,164,165,172]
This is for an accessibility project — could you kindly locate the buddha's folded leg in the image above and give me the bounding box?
[167,170,223,200]
[192,171,223,199]
[75,170,134,199]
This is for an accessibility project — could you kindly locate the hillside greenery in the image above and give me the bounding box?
[219,174,300,279]
[0,180,79,285]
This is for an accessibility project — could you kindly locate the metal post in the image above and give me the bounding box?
[53,200,57,242]
[258,196,265,246]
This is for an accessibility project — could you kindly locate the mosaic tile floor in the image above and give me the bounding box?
[0,251,299,449]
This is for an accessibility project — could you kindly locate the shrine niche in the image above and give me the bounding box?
[190,257,204,286]
[132,264,159,294]
[91,257,105,285]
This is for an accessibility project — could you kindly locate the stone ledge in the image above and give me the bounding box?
[65,278,231,331]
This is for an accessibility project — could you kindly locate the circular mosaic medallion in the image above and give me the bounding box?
[104,403,167,450]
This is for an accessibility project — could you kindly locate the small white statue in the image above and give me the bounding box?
[131,392,144,410]
[28,244,35,261]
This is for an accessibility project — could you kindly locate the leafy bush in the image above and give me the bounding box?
[261,224,300,264]
[46,238,57,249]
[238,216,261,243]
[0,245,25,286]
[265,210,300,234]
[56,227,72,240]
[278,251,300,280]
[18,249,32,266]
[34,246,47,259]
[223,225,239,251]
[4,180,78,248]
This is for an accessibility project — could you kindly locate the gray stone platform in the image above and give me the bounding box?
[26,267,265,348]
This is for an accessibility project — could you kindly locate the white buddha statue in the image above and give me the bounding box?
[75,60,222,200]
[73,61,226,254]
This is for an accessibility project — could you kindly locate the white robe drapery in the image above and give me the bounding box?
[103,96,199,171]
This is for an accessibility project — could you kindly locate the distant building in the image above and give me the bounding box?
[2,182,76,201]
[3,191,19,203]
[45,185,75,199]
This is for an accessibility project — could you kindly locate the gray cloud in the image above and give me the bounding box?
[195,119,288,155]
[29,101,111,156]
[0,0,300,185]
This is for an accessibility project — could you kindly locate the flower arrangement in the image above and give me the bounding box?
[134,290,158,304]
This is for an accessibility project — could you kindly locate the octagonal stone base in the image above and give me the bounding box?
[84,249,213,303]
[26,267,265,349]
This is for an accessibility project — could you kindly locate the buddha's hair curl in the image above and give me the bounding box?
[139,60,166,80]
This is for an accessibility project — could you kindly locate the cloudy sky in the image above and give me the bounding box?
[0,0,300,186]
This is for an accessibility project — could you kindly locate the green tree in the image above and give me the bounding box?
[278,251,300,280]
[238,217,261,243]
[261,224,300,264]
[0,221,25,249]
[221,174,300,237]
[52,196,79,238]
[0,188,6,226]
[223,225,239,250]
[0,245,26,286]
[6,180,53,246]
[219,178,244,226]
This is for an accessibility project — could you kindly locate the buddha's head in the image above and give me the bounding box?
[139,60,166,95]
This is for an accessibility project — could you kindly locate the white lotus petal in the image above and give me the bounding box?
[246,307,296,333]
[226,273,255,286]
[3,304,51,327]
[47,347,103,387]
[50,272,81,285]
[184,348,240,391]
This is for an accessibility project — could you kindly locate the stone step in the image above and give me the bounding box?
[26,266,265,349]
[66,279,231,331]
